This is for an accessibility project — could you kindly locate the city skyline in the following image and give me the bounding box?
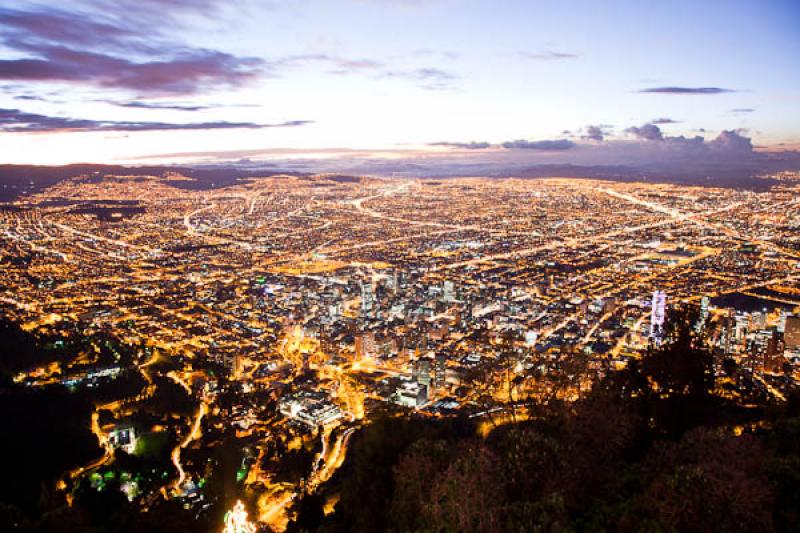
[1,2,800,531]
[0,0,799,173]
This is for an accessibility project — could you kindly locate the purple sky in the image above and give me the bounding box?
[0,0,798,175]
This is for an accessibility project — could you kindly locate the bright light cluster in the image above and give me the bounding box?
[222,500,257,533]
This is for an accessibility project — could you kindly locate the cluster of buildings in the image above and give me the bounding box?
[1,173,799,511]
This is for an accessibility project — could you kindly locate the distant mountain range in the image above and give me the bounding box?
[0,162,781,202]
[0,164,307,201]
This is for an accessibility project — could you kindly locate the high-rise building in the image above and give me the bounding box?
[649,290,667,343]
[433,353,447,392]
[751,311,767,331]
[360,280,374,314]
[354,331,375,360]
[442,280,455,302]
[416,358,431,389]
[786,316,800,350]
[696,296,710,331]
[778,311,787,334]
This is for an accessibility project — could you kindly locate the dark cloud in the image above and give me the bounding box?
[13,94,47,102]
[105,101,213,111]
[520,50,578,60]
[102,100,262,111]
[501,139,576,150]
[0,108,311,133]
[0,46,264,96]
[134,129,800,186]
[709,129,753,152]
[429,141,492,150]
[0,7,140,50]
[731,108,755,113]
[625,123,664,141]
[581,125,607,141]
[638,86,735,95]
[623,124,753,157]
[650,117,679,124]
[0,6,264,96]
[0,4,460,97]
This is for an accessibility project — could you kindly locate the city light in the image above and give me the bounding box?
[222,500,257,533]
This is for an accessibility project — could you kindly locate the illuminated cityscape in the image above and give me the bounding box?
[1,0,799,531]
[1,170,799,530]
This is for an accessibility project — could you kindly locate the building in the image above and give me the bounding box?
[392,380,428,408]
[416,358,431,389]
[649,290,667,343]
[108,425,138,454]
[786,316,800,350]
[279,391,343,427]
[354,331,376,360]
[442,280,455,302]
[360,281,374,314]
[433,353,447,392]
[696,296,709,331]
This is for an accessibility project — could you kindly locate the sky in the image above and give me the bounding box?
[0,0,799,174]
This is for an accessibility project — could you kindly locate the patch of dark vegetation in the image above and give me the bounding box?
[289,309,800,533]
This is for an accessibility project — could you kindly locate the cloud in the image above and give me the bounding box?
[709,129,753,152]
[625,123,664,141]
[638,86,735,95]
[0,6,264,96]
[13,94,48,102]
[429,141,492,150]
[0,4,461,97]
[104,100,213,111]
[268,53,458,89]
[581,125,608,142]
[623,124,754,156]
[330,58,385,73]
[731,108,755,113]
[0,107,311,133]
[501,139,576,150]
[0,46,264,96]
[650,117,679,124]
[382,67,459,90]
[133,128,800,186]
[520,50,578,61]
[276,54,385,74]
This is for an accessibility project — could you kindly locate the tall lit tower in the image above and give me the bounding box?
[650,290,667,343]
[695,295,710,332]
[360,280,374,314]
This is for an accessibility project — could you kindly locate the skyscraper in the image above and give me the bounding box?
[695,295,710,332]
[360,280,374,314]
[785,316,800,350]
[649,290,667,343]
